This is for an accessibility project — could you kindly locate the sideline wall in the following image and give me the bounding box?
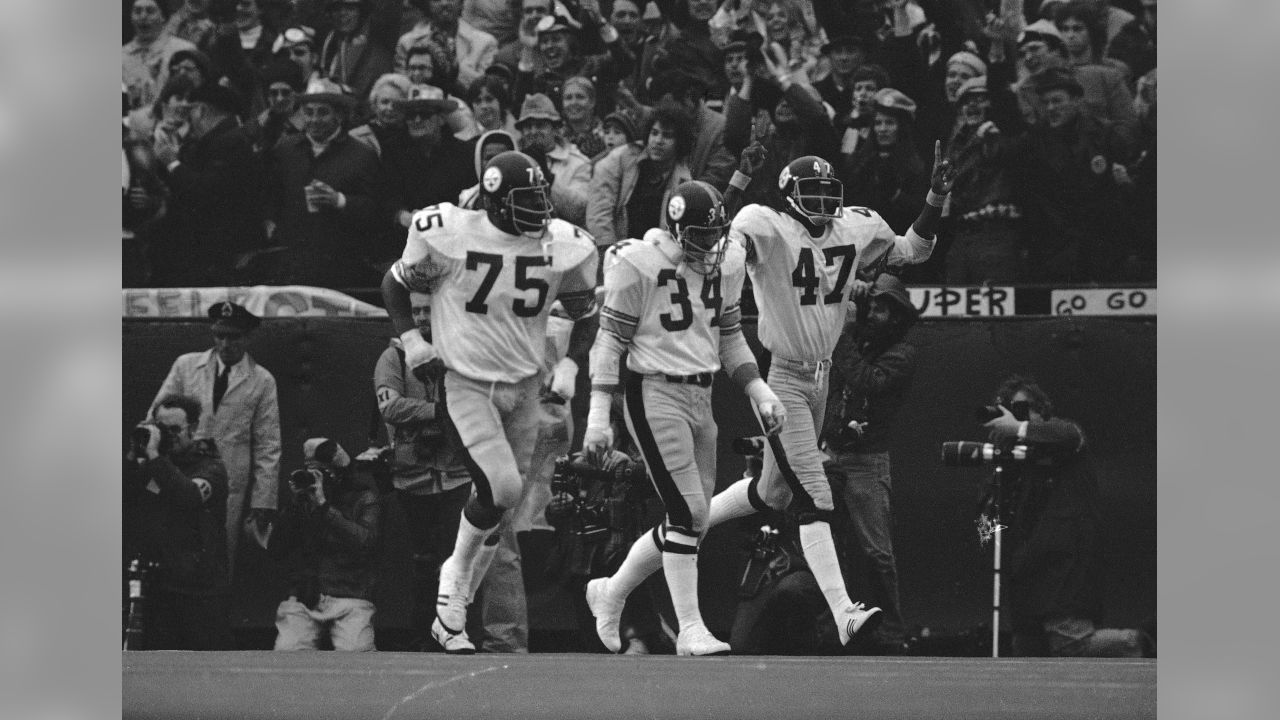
[123,317,1156,639]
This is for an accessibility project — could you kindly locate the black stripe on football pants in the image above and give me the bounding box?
[624,372,695,549]
[764,429,819,519]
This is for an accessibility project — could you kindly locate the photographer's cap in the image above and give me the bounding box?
[304,438,351,468]
[208,301,261,332]
[870,273,918,319]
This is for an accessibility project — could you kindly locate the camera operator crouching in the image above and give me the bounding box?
[123,394,233,650]
[546,440,672,654]
[268,438,381,651]
[978,375,1155,658]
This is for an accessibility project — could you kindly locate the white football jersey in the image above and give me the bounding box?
[392,203,598,383]
[731,204,928,360]
[598,228,747,376]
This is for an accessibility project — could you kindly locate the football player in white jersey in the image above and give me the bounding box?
[700,145,957,648]
[381,150,599,653]
[580,178,787,656]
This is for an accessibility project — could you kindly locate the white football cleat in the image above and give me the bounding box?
[586,577,624,653]
[675,624,731,656]
[837,602,883,646]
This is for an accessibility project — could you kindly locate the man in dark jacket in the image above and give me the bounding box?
[123,393,232,650]
[821,272,919,655]
[982,375,1154,658]
[1008,67,1136,283]
[151,82,264,286]
[270,438,382,652]
[262,78,383,288]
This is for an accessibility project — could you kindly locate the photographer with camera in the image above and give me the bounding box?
[374,291,527,652]
[967,374,1153,658]
[819,272,919,654]
[123,393,232,650]
[268,438,381,652]
[545,414,671,654]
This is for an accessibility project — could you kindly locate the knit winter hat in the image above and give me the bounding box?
[946,51,987,78]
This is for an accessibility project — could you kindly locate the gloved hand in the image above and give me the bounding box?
[746,379,786,436]
[400,329,444,382]
[582,390,615,466]
[581,424,614,467]
[549,357,579,401]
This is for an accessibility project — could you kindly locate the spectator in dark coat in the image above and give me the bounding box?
[244,56,308,153]
[150,83,265,286]
[380,84,477,251]
[1007,67,1135,284]
[261,78,384,288]
[813,34,868,129]
[318,0,396,113]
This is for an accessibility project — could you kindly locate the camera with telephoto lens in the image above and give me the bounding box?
[940,441,1030,467]
[131,423,174,457]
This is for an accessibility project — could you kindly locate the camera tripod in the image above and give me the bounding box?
[978,465,1009,658]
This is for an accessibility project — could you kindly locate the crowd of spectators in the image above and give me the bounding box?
[123,0,1157,291]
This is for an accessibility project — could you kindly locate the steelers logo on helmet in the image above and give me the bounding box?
[667,181,728,276]
[480,150,552,238]
[780,154,843,223]
[482,166,503,193]
[668,195,686,222]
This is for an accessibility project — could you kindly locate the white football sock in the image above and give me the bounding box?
[606,525,664,601]
[708,478,760,528]
[799,521,855,618]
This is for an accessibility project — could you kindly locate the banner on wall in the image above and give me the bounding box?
[906,287,1157,318]
[122,286,388,318]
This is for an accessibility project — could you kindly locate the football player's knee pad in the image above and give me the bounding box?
[463,498,505,530]
[793,507,834,526]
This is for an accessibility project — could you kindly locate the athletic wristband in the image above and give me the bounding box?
[926,190,949,208]
[745,378,777,405]
[586,390,612,432]
[729,170,751,191]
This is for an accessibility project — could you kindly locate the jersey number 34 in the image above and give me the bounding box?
[658,268,721,331]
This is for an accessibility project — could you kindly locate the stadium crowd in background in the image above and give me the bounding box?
[124,0,1157,290]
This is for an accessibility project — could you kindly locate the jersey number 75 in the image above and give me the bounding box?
[463,251,551,317]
